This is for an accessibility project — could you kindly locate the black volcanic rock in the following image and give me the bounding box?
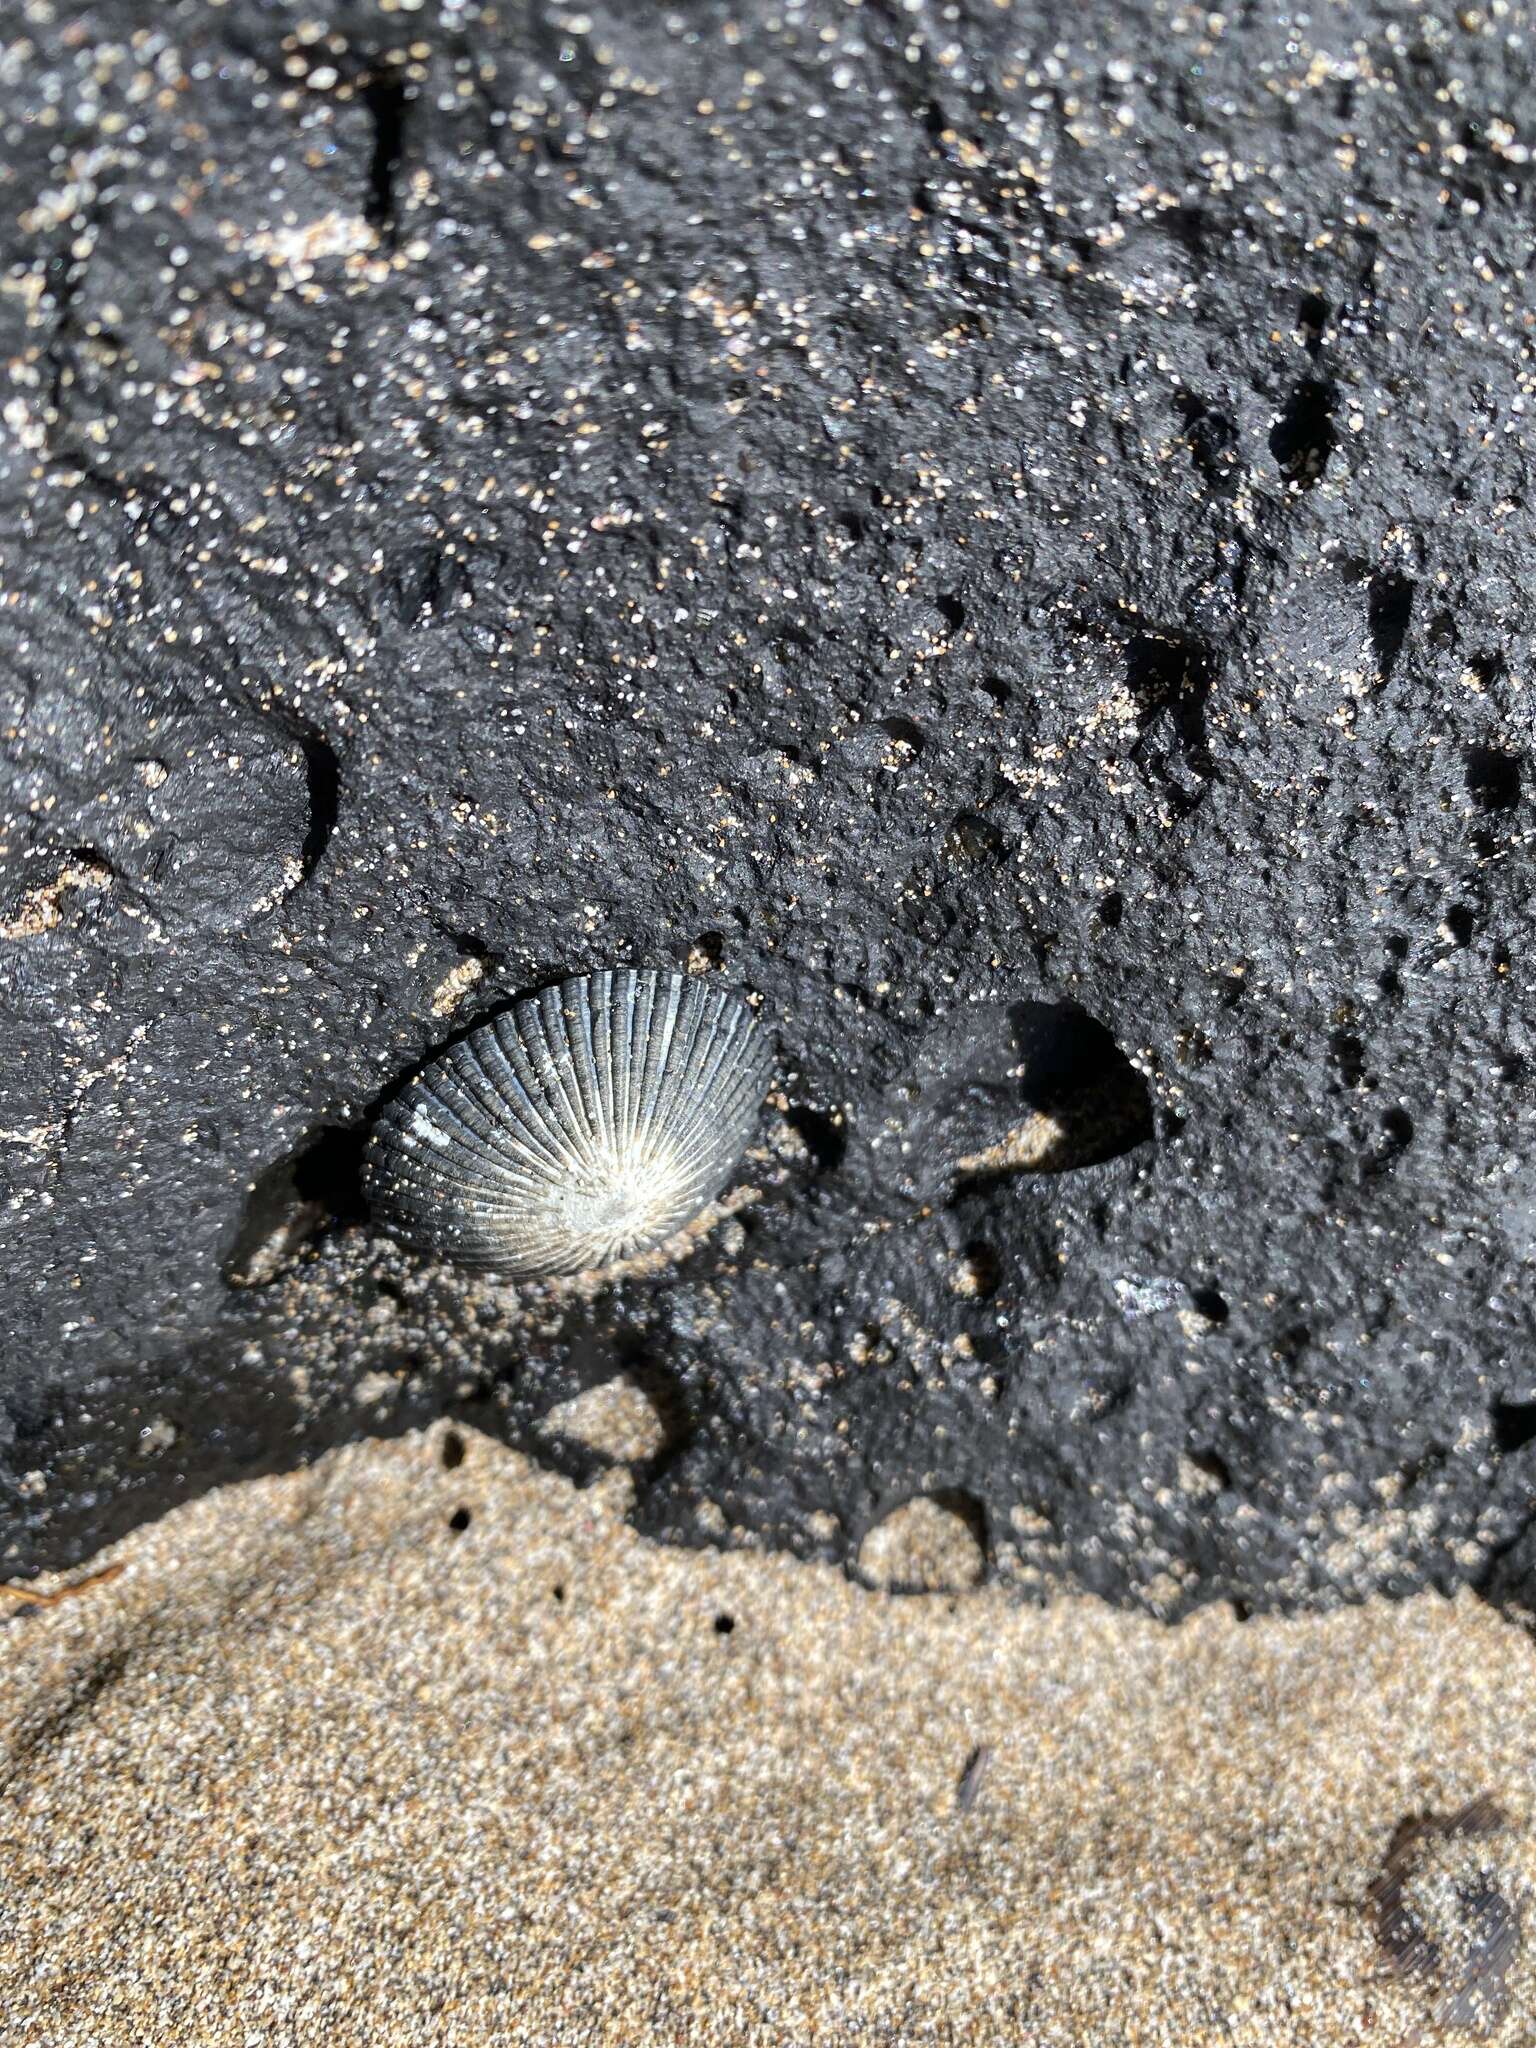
[3,0,1536,1616]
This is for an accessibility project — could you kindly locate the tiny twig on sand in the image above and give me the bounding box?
[954,1743,992,1815]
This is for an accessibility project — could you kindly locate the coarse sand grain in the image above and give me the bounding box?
[3,1423,1535,2047]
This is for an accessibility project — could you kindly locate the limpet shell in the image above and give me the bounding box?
[364,967,771,1277]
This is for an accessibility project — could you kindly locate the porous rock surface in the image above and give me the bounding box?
[3,0,1535,1615]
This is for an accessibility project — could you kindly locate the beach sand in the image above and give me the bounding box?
[3,1422,1534,2046]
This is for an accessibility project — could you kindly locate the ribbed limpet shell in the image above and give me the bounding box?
[363,967,771,1277]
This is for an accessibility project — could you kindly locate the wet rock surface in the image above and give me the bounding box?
[3,0,1535,1614]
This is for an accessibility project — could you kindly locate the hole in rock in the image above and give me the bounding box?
[952,1242,1002,1299]
[441,1430,466,1471]
[1296,291,1330,352]
[1363,1109,1414,1181]
[1398,1442,1447,1492]
[1330,1031,1366,1087]
[1097,890,1124,929]
[881,714,925,754]
[1466,746,1521,812]
[1189,1287,1229,1325]
[1185,1446,1233,1492]
[1269,379,1338,487]
[224,1125,365,1287]
[1176,395,1239,482]
[936,592,966,633]
[447,1506,472,1534]
[1368,572,1415,683]
[1443,904,1476,947]
[295,1127,365,1210]
[1124,631,1216,786]
[442,927,494,970]
[783,1104,847,1173]
[1124,631,1214,714]
[1380,1106,1415,1150]
[850,1322,890,1366]
[1493,1401,1536,1455]
[946,810,1006,864]
[956,1003,1154,1180]
[361,69,409,233]
[296,726,340,881]
[978,676,1010,708]
[713,1613,736,1635]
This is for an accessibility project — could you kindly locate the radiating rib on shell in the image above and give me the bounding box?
[363,968,771,1277]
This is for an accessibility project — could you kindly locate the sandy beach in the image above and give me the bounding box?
[3,1423,1534,2046]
